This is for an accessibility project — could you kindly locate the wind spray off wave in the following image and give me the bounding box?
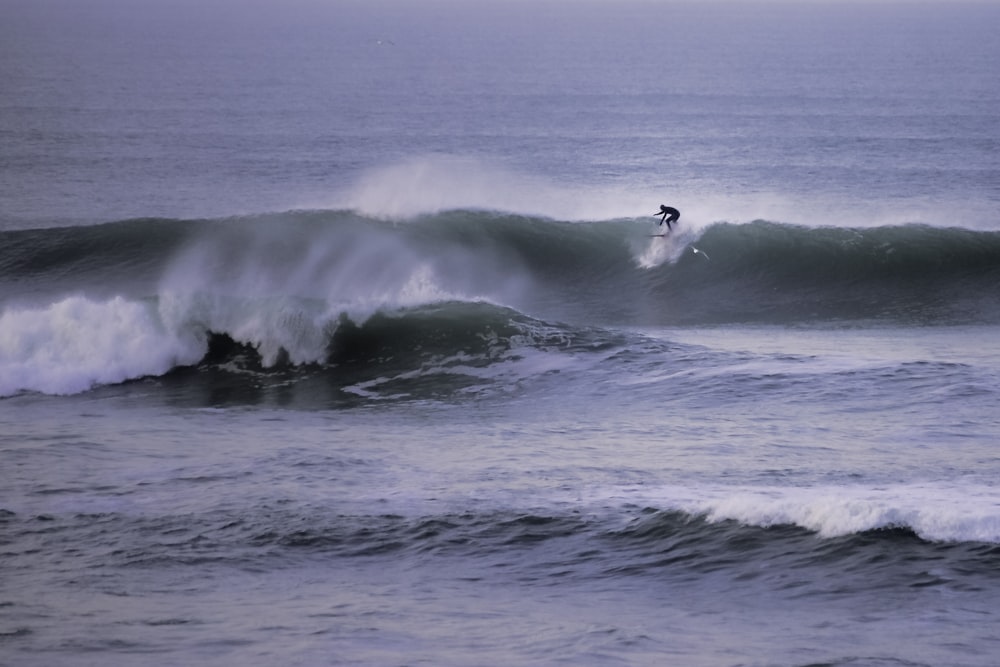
[332,155,655,222]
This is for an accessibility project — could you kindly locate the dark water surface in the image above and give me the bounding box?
[2,1,999,665]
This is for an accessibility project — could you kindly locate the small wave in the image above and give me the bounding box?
[21,500,996,590]
[614,482,1000,544]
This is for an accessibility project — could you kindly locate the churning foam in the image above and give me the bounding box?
[0,296,204,396]
[0,262,476,396]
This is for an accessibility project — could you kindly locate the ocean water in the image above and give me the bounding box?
[2,1,1000,666]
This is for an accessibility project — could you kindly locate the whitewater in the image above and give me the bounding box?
[2,0,1000,666]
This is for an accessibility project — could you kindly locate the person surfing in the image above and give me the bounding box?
[649,204,708,259]
[654,205,680,231]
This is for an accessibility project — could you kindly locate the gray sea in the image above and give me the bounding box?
[2,1,999,665]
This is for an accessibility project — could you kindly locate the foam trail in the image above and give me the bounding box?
[0,296,204,396]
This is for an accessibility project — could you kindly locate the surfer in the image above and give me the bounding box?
[655,205,680,230]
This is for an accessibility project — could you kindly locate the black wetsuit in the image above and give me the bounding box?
[655,205,680,230]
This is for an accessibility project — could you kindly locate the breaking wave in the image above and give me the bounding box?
[1,210,999,396]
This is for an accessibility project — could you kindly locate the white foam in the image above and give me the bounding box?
[716,485,1000,543]
[708,484,1000,543]
[0,296,205,396]
[597,482,1000,544]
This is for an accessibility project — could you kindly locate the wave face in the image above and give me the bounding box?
[2,211,999,396]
